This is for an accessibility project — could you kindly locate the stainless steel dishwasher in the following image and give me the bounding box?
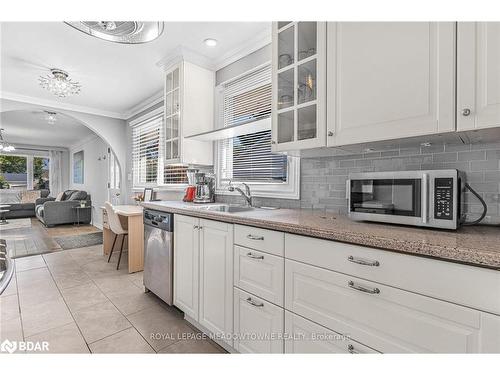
[143,209,174,305]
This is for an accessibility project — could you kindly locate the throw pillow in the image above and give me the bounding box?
[20,190,41,204]
[67,191,87,201]
[55,192,64,201]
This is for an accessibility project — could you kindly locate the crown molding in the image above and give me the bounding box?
[156,45,215,72]
[212,28,271,71]
[123,90,164,120]
[0,91,127,119]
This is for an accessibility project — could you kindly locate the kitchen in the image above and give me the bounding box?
[1,1,499,373]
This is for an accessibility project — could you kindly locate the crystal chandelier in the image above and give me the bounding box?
[0,129,15,152]
[44,111,57,125]
[39,69,81,98]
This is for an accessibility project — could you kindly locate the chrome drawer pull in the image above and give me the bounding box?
[246,297,264,307]
[246,252,264,260]
[348,280,380,294]
[347,344,359,354]
[348,256,380,267]
[247,234,264,241]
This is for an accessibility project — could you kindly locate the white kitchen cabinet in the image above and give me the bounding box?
[173,214,200,320]
[271,22,327,151]
[234,245,284,306]
[326,22,456,146]
[163,61,214,165]
[457,22,500,130]
[199,219,234,346]
[284,311,379,353]
[174,215,234,345]
[233,287,284,353]
[285,258,500,353]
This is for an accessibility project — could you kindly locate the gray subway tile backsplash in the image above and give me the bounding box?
[231,140,500,225]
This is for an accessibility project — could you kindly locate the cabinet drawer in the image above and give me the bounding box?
[285,259,490,353]
[285,233,500,315]
[233,287,284,353]
[284,311,379,354]
[234,246,284,306]
[234,225,284,256]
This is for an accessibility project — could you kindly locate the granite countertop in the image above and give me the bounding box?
[142,201,500,270]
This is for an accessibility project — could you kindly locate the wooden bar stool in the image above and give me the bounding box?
[104,202,128,270]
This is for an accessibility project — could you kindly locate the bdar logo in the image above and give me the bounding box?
[0,339,17,354]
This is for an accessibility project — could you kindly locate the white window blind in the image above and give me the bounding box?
[132,114,162,187]
[218,64,288,184]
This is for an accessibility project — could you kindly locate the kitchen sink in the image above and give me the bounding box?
[194,204,255,213]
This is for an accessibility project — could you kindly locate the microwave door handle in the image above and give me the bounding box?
[422,173,429,224]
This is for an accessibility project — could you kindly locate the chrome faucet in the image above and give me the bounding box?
[228,181,253,207]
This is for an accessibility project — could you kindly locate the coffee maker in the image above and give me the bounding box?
[193,172,215,203]
[183,168,198,202]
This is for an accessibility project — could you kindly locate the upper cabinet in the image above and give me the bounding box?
[163,60,214,165]
[271,22,327,151]
[326,22,456,147]
[457,22,500,131]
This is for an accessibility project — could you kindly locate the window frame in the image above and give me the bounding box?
[214,63,300,200]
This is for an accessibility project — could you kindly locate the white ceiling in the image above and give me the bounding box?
[0,22,270,118]
[0,110,95,148]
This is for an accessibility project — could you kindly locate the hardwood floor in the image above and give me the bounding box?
[0,218,101,258]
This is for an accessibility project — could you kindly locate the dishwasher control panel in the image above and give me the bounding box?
[144,210,173,231]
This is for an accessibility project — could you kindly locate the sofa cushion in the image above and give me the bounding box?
[8,203,35,211]
[39,189,50,198]
[0,190,21,204]
[67,191,87,201]
[62,190,77,201]
[20,190,41,204]
[55,192,64,201]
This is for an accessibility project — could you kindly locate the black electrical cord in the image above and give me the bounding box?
[462,183,488,226]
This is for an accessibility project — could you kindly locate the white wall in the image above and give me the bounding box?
[69,135,108,228]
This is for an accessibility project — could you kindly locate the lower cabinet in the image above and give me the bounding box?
[233,287,284,353]
[174,215,234,346]
[199,219,234,346]
[285,258,500,353]
[284,311,379,353]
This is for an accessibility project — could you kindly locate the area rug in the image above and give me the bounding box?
[53,232,103,250]
[0,218,32,231]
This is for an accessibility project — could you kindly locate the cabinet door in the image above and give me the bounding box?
[173,214,199,320]
[233,288,284,353]
[272,21,327,151]
[284,311,379,353]
[327,22,456,147]
[457,22,500,130]
[285,259,488,353]
[199,219,234,345]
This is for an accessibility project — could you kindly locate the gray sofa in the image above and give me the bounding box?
[1,189,51,219]
[36,190,92,227]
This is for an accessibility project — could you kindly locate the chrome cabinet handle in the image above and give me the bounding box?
[246,252,264,260]
[462,108,471,116]
[347,256,379,267]
[246,297,264,307]
[193,225,199,229]
[347,344,359,354]
[328,131,334,136]
[198,226,203,230]
[348,280,380,294]
[247,234,264,241]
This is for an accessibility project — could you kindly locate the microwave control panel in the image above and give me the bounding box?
[434,178,453,220]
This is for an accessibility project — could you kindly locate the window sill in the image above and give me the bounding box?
[215,189,299,200]
[133,185,187,192]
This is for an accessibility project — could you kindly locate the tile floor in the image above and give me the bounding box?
[0,244,225,354]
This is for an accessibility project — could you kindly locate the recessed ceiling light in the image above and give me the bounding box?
[203,38,217,47]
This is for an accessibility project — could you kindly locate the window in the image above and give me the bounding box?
[0,154,50,190]
[216,64,299,199]
[131,108,188,188]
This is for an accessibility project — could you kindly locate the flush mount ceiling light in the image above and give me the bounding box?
[0,129,15,152]
[44,111,57,125]
[203,38,218,47]
[65,21,164,44]
[39,69,81,98]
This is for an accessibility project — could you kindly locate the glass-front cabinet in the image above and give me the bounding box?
[272,22,326,152]
[165,66,180,161]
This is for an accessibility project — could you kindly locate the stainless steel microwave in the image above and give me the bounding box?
[347,170,466,229]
